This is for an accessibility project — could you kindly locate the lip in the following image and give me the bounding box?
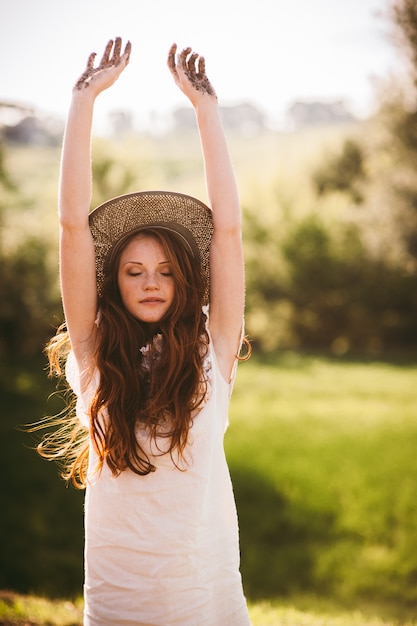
[140,297,164,303]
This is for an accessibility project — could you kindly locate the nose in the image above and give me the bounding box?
[144,272,160,290]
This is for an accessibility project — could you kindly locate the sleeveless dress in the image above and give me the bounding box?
[66,329,251,626]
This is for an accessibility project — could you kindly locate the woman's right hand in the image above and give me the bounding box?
[74,37,131,97]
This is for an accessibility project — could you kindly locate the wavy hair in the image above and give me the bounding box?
[41,228,209,488]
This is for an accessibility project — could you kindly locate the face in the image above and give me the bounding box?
[117,234,175,328]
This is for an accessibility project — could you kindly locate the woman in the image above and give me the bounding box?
[43,37,251,625]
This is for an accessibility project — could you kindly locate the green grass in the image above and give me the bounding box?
[227,352,417,620]
[0,591,83,625]
[2,591,416,626]
[2,354,417,622]
[248,600,417,626]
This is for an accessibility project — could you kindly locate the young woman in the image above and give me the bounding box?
[43,37,251,625]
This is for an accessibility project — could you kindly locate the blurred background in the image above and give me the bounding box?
[1,0,417,622]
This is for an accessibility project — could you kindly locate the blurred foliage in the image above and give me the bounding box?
[312,138,367,202]
[369,0,417,266]
[0,145,60,359]
[0,237,59,358]
[91,139,137,207]
[0,143,16,191]
[244,0,417,354]
[245,210,417,353]
[393,0,417,81]
[0,357,84,597]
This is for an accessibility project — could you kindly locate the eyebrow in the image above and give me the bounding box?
[122,260,170,267]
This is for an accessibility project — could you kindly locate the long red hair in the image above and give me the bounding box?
[41,228,209,488]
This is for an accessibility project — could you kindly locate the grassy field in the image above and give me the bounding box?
[2,352,417,624]
[2,591,417,626]
[227,352,417,621]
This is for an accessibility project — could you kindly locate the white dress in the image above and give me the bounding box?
[66,333,251,626]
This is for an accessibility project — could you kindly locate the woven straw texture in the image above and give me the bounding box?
[89,191,213,301]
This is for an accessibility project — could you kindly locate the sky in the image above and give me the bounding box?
[0,0,401,132]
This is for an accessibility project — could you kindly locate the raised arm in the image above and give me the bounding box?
[167,44,244,381]
[59,38,131,368]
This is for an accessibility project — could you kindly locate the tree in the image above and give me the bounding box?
[312,139,367,203]
[0,142,60,359]
[393,0,417,82]
[379,0,417,265]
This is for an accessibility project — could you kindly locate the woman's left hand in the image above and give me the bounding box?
[167,44,217,106]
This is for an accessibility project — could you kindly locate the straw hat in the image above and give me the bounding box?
[89,191,214,302]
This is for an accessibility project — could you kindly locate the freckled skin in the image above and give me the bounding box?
[117,235,175,328]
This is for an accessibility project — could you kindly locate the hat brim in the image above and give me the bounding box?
[89,191,213,302]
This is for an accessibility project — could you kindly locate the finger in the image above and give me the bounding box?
[75,65,95,90]
[197,56,206,78]
[179,47,192,71]
[99,39,113,67]
[123,40,132,64]
[86,52,97,71]
[187,52,199,74]
[111,36,122,63]
[167,43,178,75]
[75,52,97,90]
